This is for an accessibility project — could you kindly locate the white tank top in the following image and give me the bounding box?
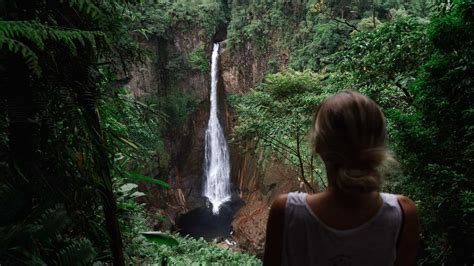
[282,192,402,266]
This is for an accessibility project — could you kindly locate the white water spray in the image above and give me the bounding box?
[203,43,231,214]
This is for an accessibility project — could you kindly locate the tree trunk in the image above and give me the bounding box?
[296,131,314,192]
[84,106,125,266]
[77,67,125,264]
[100,186,125,266]
[372,0,377,28]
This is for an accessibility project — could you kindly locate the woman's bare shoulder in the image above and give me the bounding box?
[394,194,420,266]
[271,193,288,211]
[396,195,419,216]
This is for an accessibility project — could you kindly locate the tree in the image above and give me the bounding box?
[232,70,330,191]
[332,15,431,109]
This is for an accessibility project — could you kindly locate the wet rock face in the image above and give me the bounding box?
[126,30,211,100]
[173,29,211,99]
[125,40,160,98]
[220,41,269,94]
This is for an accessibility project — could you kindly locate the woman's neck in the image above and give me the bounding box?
[325,185,381,207]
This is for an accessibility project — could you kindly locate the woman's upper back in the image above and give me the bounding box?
[282,192,402,266]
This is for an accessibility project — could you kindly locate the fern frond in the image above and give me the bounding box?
[0,37,41,76]
[0,20,107,76]
[34,206,71,242]
[0,223,40,252]
[56,239,96,266]
[0,21,105,49]
[61,0,105,22]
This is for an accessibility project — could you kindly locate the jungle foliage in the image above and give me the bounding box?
[388,2,474,263]
[0,0,140,264]
[227,0,435,72]
[0,0,253,265]
[232,0,473,264]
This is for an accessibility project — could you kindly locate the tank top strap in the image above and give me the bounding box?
[380,192,400,209]
[286,192,308,207]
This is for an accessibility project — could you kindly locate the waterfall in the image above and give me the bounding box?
[203,43,231,214]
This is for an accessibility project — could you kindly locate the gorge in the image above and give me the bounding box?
[124,3,308,256]
[132,34,302,254]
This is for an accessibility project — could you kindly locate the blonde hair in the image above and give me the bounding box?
[310,90,397,193]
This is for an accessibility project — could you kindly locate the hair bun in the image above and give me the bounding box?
[335,149,398,193]
[336,167,381,193]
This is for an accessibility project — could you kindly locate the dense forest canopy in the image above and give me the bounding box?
[0,0,472,265]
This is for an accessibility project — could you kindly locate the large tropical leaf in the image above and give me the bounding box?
[141,231,178,247]
[124,170,171,188]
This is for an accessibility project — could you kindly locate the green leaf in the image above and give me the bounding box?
[119,183,138,193]
[131,191,146,198]
[124,170,171,188]
[117,135,140,150]
[141,231,179,246]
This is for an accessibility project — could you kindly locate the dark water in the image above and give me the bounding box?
[177,199,244,241]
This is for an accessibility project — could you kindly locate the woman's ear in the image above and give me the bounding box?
[315,145,321,154]
[314,138,324,154]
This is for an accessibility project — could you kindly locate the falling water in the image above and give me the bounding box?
[203,43,231,214]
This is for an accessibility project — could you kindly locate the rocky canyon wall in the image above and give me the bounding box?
[124,24,303,257]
